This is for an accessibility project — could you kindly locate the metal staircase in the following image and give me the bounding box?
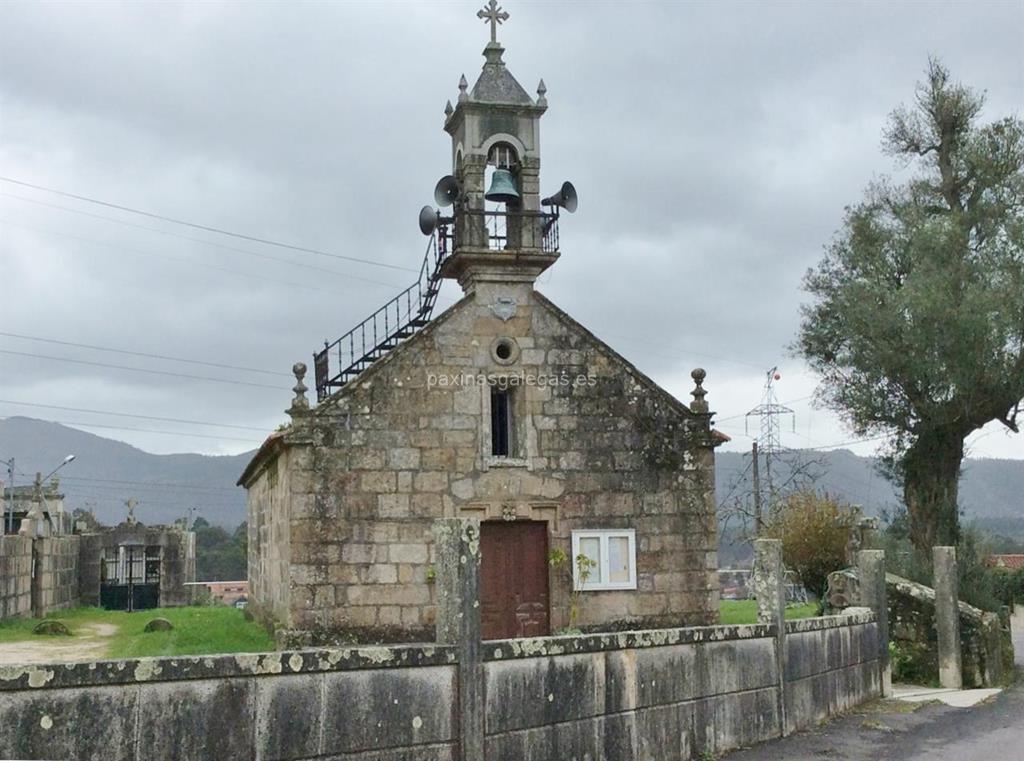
[312,208,559,402]
[314,232,448,401]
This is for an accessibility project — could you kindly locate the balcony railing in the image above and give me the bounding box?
[443,208,559,253]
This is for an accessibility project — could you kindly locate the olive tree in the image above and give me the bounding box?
[797,60,1024,552]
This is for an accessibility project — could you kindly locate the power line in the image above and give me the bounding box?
[716,454,754,508]
[600,331,768,371]
[56,474,240,493]
[48,484,241,503]
[5,417,263,444]
[53,482,241,501]
[0,177,416,273]
[715,395,815,424]
[14,471,244,503]
[0,399,270,432]
[0,206,413,285]
[0,331,289,379]
[1,196,809,406]
[802,433,890,451]
[54,490,239,509]
[0,349,284,390]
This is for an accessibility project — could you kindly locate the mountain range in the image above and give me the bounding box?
[1,416,1021,534]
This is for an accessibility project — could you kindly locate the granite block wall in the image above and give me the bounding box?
[0,613,882,761]
[0,534,32,618]
[31,535,80,615]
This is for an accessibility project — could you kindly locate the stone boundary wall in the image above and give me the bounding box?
[32,535,80,616]
[0,613,881,761]
[0,645,460,761]
[483,624,780,760]
[0,534,80,619]
[784,615,881,732]
[827,567,1011,688]
[0,534,32,618]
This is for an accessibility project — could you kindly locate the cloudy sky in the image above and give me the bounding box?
[0,0,1021,461]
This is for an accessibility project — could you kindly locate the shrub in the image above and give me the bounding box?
[764,491,858,600]
[889,640,935,686]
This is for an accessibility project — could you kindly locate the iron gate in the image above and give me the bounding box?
[100,545,160,611]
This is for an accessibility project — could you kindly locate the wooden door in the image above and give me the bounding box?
[480,521,550,640]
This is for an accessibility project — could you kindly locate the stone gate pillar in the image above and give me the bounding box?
[753,538,787,735]
[858,549,891,696]
[934,546,963,689]
[434,518,483,761]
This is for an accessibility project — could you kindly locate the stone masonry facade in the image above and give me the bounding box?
[241,280,724,644]
[240,16,726,645]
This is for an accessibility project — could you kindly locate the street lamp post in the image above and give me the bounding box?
[26,455,76,537]
[43,454,76,483]
[1,456,13,535]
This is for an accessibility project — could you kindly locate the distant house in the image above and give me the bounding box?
[186,580,249,607]
[985,554,1024,571]
[2,484,71,536]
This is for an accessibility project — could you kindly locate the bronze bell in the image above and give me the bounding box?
[484,168,520,203]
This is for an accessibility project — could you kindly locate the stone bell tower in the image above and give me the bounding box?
[439,1,568,290]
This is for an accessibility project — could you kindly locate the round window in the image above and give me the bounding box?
[490,337,520,365]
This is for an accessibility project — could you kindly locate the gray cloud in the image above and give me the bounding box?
[0,0,1021,460]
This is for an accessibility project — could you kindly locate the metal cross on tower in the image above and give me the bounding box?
[477,0,509,43]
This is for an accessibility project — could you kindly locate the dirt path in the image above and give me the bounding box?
[0,622,118,665]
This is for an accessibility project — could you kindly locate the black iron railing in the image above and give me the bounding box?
[314,233,446,400]
[313,209,559,401]
[447,208,559,253]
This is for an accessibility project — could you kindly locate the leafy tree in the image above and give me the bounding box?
[764,491,858,600]
[190,517,247,581]
[797,59,1024,553]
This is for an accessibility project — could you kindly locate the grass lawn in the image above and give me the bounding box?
[719,599,819,625]
[1,602,814,662]
[0,606,274,659]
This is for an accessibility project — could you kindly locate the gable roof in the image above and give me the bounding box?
[322,287,725,440]
[238,296,474,486]
[240,286,728,486]
[531,291,726,441]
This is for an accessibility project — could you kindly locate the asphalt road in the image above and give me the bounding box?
[725,624,1024,761]
[723,683,1024,761]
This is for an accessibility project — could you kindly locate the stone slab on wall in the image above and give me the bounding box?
[0,645,459,761]
[484,634,780,760]
[0,535,32,618]
[0,616,881,761]
[784,617,881,733]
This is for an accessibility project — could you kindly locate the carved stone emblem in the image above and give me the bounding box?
[490,297,517,321]
[501,503,517,521]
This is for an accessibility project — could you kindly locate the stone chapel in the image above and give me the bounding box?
[240,7,727,645]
